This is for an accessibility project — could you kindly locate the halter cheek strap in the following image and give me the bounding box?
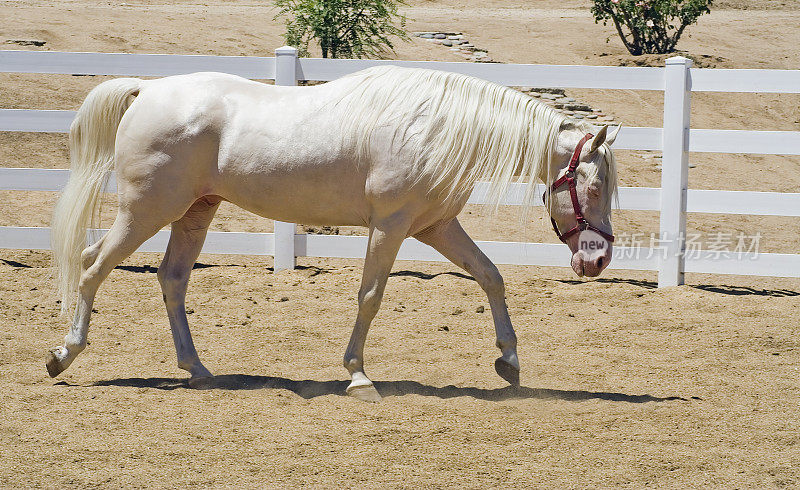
[546,133,615,244]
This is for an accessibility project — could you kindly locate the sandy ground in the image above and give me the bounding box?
[1,250,799,487]
[1,0,800,487]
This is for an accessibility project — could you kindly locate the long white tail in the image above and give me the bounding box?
[51,77,142,315]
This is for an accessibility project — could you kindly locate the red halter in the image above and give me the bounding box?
[545,133,615,244]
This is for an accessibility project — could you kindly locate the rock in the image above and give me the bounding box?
[419,33,434,39]
[280,296,289,302]
[586,114,598,119]
[541,93,559,100]
[533,88,565,95]
[565,103,592,112]
[6,39,46,46]
[556,97,574,104]
[434,33,447,39]
[573,114,584,119]
[302,225,339,235]
[476,306,485,313]
[442,40,453,47]
[447,35,463,40]
[519,86,532,92]
[529,92,541,97]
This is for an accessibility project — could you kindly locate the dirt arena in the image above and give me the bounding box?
[2,0,799,487]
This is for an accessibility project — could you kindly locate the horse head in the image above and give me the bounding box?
[545,124,620,277]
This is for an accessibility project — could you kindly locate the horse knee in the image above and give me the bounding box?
[476,263,505,297]
[357,287,383,320]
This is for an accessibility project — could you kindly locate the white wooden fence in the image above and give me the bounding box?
[2,47,800,285]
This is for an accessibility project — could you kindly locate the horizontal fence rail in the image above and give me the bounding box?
[4,168,800,217]
[5,50,800,93]
[690,68,800,93]
[0,50,276,79]
[2,226,797,278]
[295,58,666,90]
[2,49,800,283]
[4,110,800,155]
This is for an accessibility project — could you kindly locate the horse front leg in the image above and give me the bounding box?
[344,216,409,402]
[415,218,520,386]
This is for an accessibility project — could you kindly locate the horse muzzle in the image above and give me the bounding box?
[571,242,612,277]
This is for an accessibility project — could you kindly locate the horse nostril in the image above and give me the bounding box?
[596,257,604,269]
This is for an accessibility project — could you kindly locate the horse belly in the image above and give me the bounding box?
[218,158,371,227]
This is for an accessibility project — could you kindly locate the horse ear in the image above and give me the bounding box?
[590,125,609,153]
[605,125,622,147]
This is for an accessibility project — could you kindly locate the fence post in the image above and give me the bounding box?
[658,56,692,287]
[273,46,299,271]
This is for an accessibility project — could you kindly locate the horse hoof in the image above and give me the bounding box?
[495,357,520,386]
[46,349,66,378]
[188,376,215,390]
[347,384,382,402]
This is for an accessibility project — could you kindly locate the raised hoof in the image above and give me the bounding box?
[188,376,215,390]
[346,381,382,402]
[495,357,520,387]
[46,349,65,378]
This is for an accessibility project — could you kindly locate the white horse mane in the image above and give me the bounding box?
[335,65,616,213]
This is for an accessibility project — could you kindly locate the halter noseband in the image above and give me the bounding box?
[545,133,615,244]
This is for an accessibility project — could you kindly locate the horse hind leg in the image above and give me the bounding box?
[47,210,168,377]
[156,196,220,388]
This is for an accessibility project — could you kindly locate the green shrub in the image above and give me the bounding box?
[274,0,409,59]
[591,0,713,55]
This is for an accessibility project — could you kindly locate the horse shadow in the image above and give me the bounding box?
[4,256,792,297]
[556,276,799,297]
[78,375,690,403]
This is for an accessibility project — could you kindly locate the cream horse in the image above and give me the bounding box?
[47,66,619,401]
